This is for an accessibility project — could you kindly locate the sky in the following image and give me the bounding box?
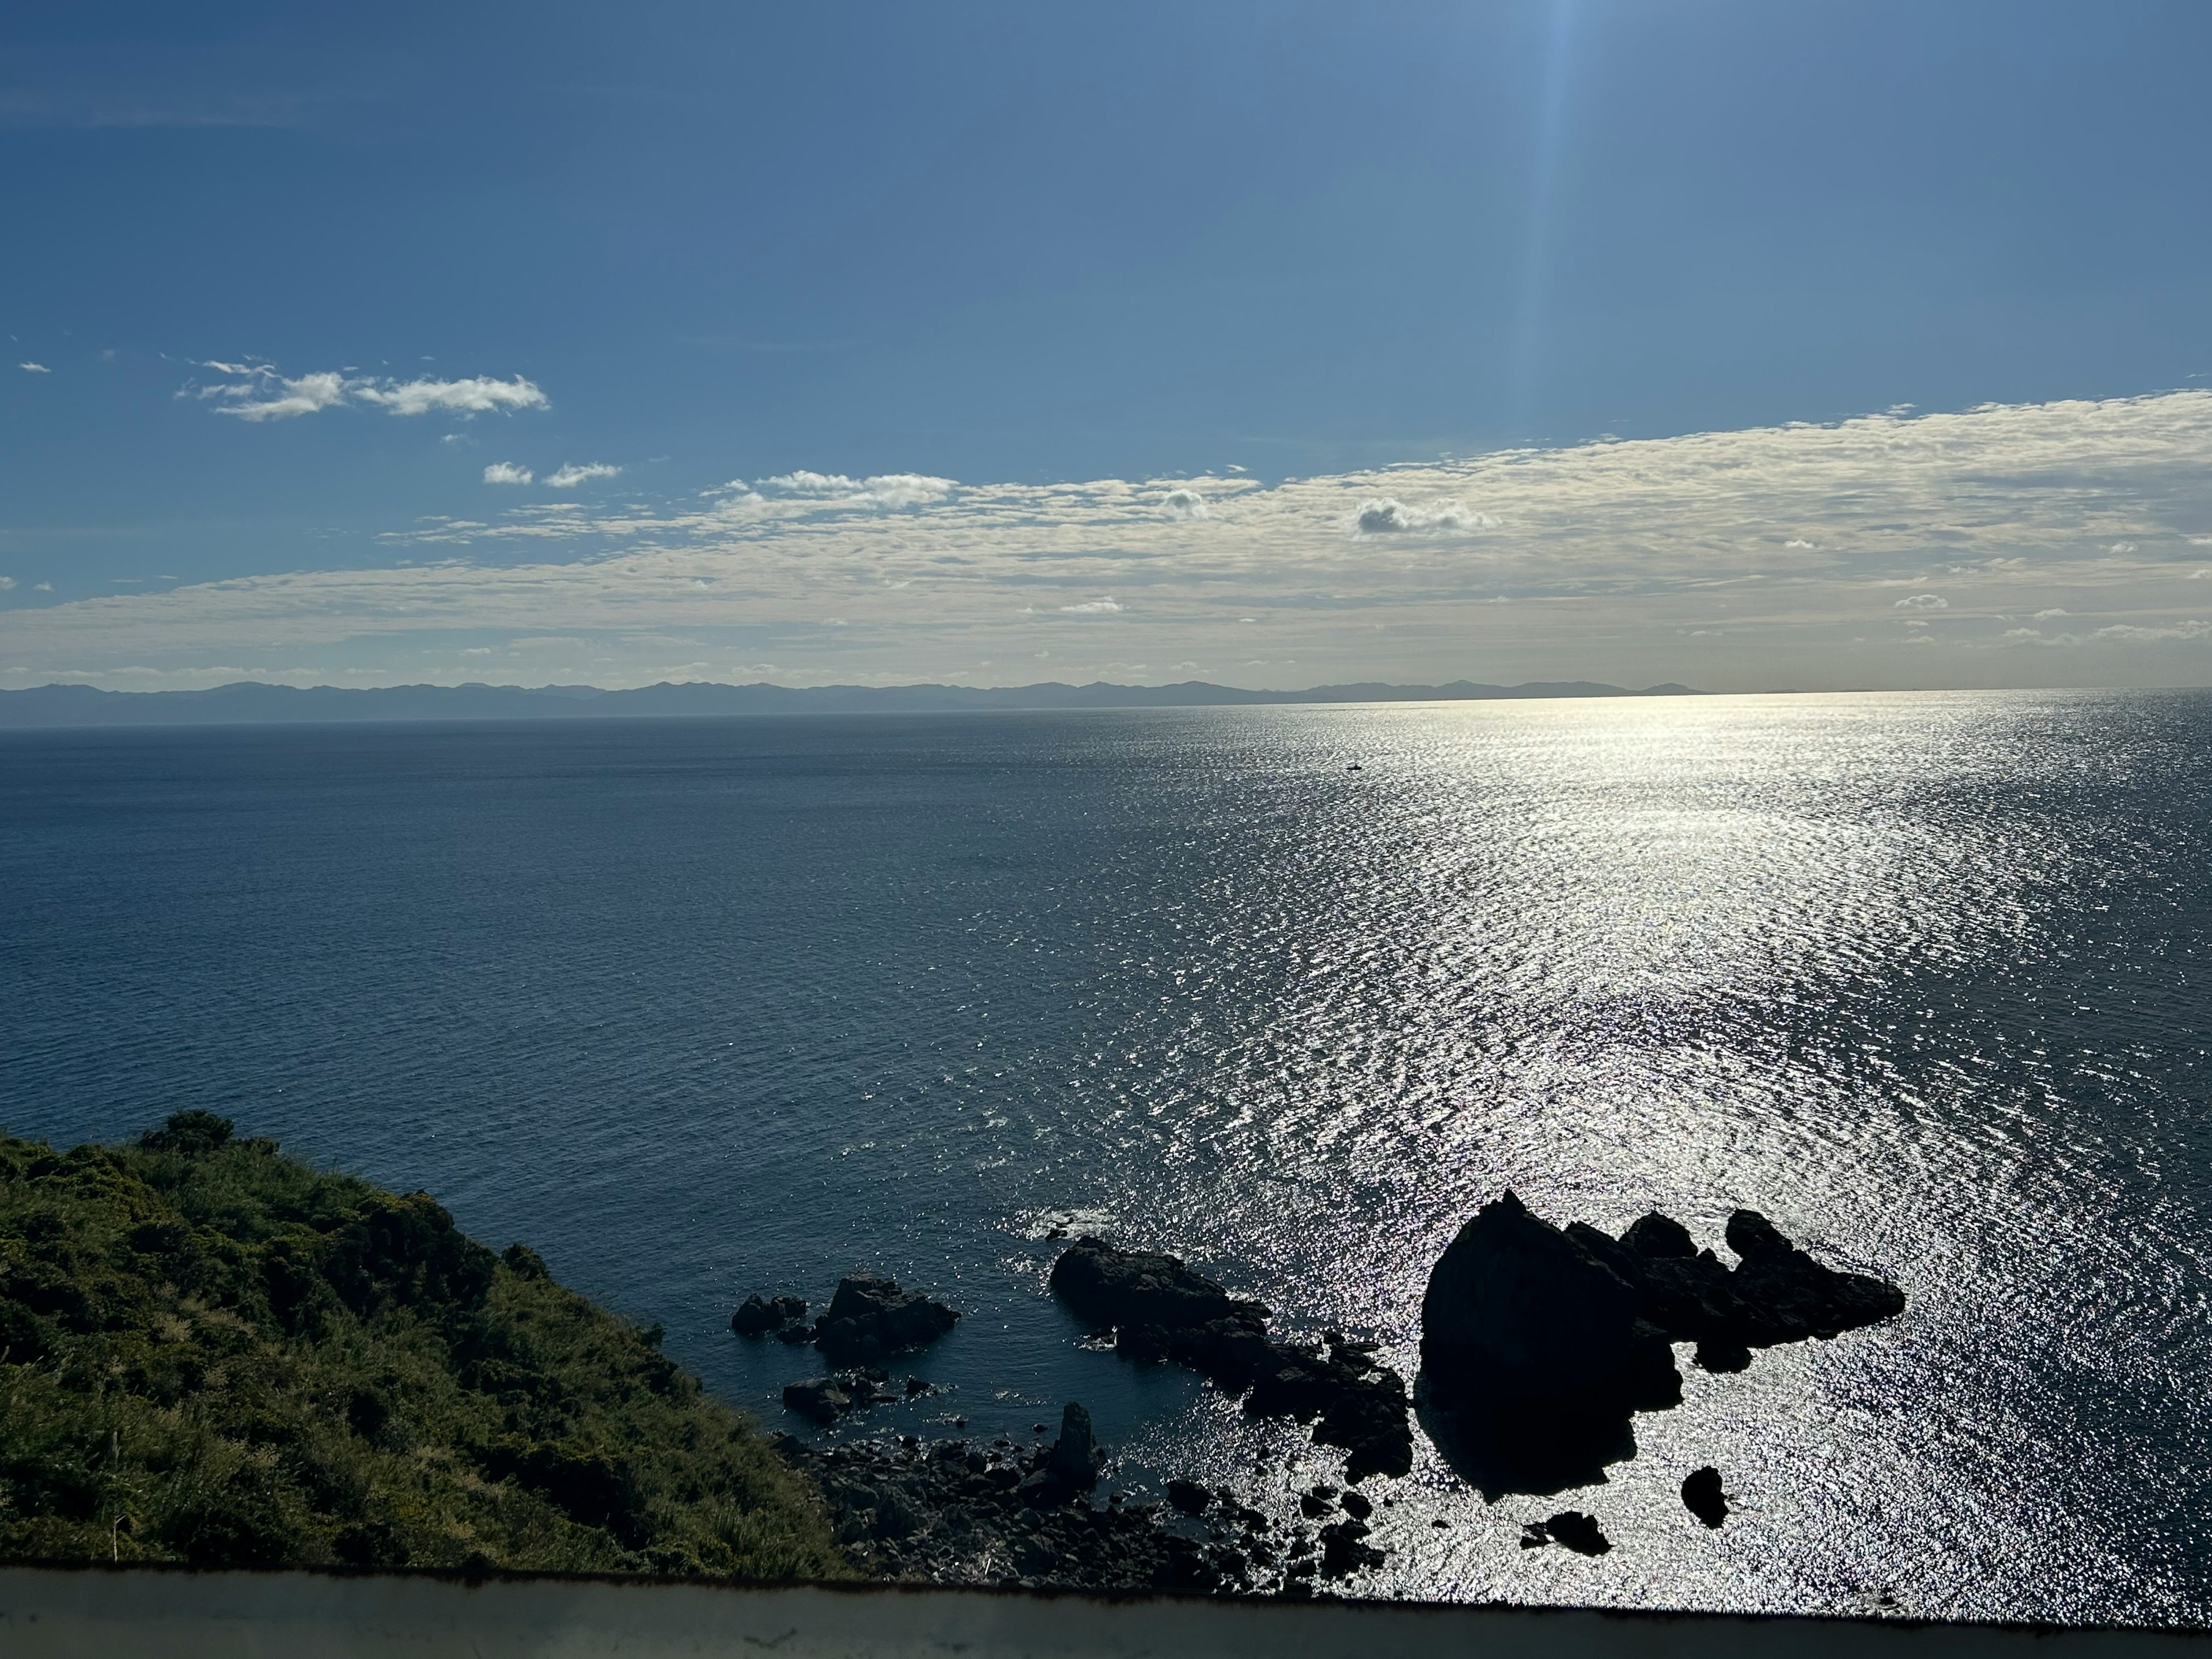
[2,0,2209,695]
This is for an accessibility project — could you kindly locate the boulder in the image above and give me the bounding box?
[1046,1400,1104,1491]
[1541,1510,1611,1556]
[1166,1479,1212,1516]
[1681,1465,1728,1528]
[813,1274,960,1366]
[1019,1401,1104,1506]
[730,1292,808,1336]
[1049,1237,1267,1332]
[782,1376,854,1425]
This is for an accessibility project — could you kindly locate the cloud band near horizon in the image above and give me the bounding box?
[5,391,2210,695]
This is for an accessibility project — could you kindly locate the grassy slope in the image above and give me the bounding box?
[0,1112,846,1577]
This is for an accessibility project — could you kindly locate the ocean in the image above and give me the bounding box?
[3,691,2207,1620]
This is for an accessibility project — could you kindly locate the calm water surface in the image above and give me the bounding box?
[3,692,2208,1621]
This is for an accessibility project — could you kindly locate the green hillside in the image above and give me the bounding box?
[0,1112,846,1578]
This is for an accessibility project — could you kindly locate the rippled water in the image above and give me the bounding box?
[5,692,2209,1622]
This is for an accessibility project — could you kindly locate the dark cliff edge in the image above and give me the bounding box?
[0,678,1704,730]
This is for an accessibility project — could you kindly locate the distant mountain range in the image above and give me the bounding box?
[0,677,1703,729]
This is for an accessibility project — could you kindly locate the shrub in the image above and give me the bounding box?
[0,1112,845,1579]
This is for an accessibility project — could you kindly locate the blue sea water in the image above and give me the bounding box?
[3,691,2209,1621]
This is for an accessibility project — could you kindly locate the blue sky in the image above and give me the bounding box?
[3,0,2210,692]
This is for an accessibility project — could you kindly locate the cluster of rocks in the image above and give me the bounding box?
[782,1367,936,1426]
[1420,1192,1904,1494]
[777,1402,1389,1595]
[736,1274,961,1423]
[1049,1237,1413,1482]
[734,1274,960,1362]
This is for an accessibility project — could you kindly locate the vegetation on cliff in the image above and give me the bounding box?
[0,1112,846,1577]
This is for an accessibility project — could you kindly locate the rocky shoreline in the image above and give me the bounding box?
[739,1196,1906,1593]
[775,1406,1387,1594]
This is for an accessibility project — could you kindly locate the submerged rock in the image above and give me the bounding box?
[813,1274,961,1366]
[782,1366,896,1425]
[1681,1465,1728,1528]
[1050,1237,1412,1481]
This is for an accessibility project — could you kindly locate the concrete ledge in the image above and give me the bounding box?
[1,1566,2204,1659]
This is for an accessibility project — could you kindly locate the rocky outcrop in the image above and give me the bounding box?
[1422,1192,1683,1416]
[778,1420,1392,1594]
[738,1277,961,1368]
[1419,1193,1903,1495]
[730,1293,808,1336]
[1017,1401,1105,1507]
[815,1275,962,1366]
[1050,1237,1412,1482]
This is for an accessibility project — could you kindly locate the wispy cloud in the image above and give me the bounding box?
[753,471,955,509]
[18,362,47,374]
[483,463,535,485]
[190,362,547,422]
[546,463,622,489]
[353,376,547,417]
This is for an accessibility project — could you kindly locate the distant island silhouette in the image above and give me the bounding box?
[0,677,1702,729]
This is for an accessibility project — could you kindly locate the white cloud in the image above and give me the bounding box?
[0,575,14,590]
[2094,620,2212,642]
[757,471,955,509]
[192,363,547,422]
[1354,497,1498,535]
[1162,487,1208,521]
[215,370,351,422]
[2033,608,2069,619]
[1894,592,1950,610]
[1058,597,1123,614]
[33,582,51,592]
[1783,537,1816,549]
[483,463,535,485]
[2108,541,2138,554]
[546,463,621,489]
[353,376,548,417]
[18,362,47,374]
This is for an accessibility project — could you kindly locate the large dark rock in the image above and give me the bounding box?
[1419,1192,1906,1495]
[1051,1238,1412,1482]
[1419,1191,1681,1476]
[813,1275,960,1366]
[1682,1465,1728,1528]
